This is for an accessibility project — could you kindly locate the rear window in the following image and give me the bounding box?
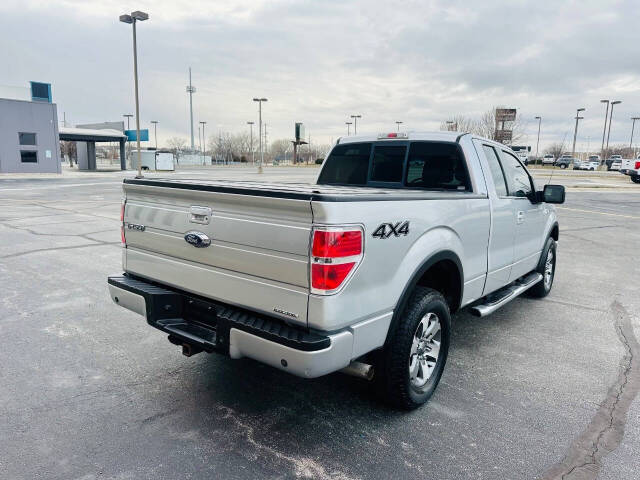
[317,143,371,185]
[406,142,471,190]
[318,141,471,191]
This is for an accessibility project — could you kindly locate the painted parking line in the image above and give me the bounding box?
[557,206,640,219]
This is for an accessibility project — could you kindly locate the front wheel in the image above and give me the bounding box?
[528,237,556,298]
[375,287,450,409]
[560,164,567,169]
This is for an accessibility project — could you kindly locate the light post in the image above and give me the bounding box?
[630,117,640,153]
[600,100,610,161]
[345,121,352,135]
[123,114,133,165]
[350,115,362,135]
[151,120,158,149]
[534,116,542,163]
[119,10,149,178]
[605,100,622,162]
[247,121,255,164]
[200,121,207,164]
[253,97,267,173]
[395,121,403,131]
[571,108,585,159]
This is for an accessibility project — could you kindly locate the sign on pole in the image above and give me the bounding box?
[495,129,513,143]
[495,108,517,122]
[295,123,305,143]
[124,129,149,142]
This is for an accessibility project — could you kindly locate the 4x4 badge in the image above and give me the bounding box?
[372,221,409,239]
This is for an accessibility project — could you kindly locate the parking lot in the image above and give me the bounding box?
[1,167,639,480]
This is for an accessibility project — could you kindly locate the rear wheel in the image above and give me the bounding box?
[560,164,567,169]
[528,237,556,298]
[631,175,640,184]
[375,287,450,409]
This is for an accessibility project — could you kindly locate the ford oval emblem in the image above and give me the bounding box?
[184,231,211,248]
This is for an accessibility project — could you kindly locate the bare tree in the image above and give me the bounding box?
[544,141,567,161]
[60,141,76,167]
[439,115,479,133]
[607,144,634,158]
[270,139,291,160]
[167,137,187,155]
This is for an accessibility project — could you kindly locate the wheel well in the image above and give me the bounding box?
[550,224,559,241]
[415,259,462,313]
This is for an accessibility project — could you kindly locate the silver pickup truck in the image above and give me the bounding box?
[108,131,565,409]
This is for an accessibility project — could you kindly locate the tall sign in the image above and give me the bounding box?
[495,108,516,144]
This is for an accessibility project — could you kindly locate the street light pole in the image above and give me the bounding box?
[350,115,361,135]
[571,108,585,159]
[600,100,609,160]
[253,97,267,173]
[247,121,254,164]
[200,121,206,164]
[605,101,622,162]
[345,121,352,136]
[151,120,158,149]
[395,121,403,131]
[534,116,542,162]
[630,117,640,151]
[120,10,149,178]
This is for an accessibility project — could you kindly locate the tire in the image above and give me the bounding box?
[374,287,451,409]
[560,164,567,169]
[528,237,556,298]
[631,175,640,184]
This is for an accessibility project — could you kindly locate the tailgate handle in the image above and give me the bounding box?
[189,206,212,225]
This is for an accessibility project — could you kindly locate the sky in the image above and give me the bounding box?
[2,0,639,152]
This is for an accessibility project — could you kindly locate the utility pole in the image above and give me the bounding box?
[345,121,352,136]
[395,121,403,131]
[253,97,267,173]
[151,120,158,149]
[571,108,585,159]
[600,100,610,161]
[264,123,268,152]
[186,67,196,151]
[605,101,622,162]
[534,116,542,163]
[200,121,207,163]
[630,117,640,151]
[350,115,362,135]
[247,121,254,163]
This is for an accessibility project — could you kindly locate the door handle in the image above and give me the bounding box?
[516,211,525,224]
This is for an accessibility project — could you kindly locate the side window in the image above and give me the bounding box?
[482,145,508,196]
[500,150,533,197]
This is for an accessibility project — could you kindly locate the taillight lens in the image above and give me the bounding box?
[120,201,126,245]
[310,227,363,294]
[635,161,640,169]
[311,263,356,290]
[312,230,362,258]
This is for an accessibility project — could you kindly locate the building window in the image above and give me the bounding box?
[19,132,37,145]
[20,151,38,163]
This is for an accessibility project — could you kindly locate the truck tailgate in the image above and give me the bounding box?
[121,179,313,326]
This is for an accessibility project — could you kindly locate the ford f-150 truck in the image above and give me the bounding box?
[108,131,565,409]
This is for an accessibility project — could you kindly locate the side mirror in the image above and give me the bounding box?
[542,184,565,204]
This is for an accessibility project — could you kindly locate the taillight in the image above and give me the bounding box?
[120,200,126,245]
[310,227,363,294]
[635,161,640,169]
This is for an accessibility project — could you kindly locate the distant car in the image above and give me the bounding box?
[606,154,623,169]
[610,159,622,171]
[579,160,600,171]
[516,152,529,165]
[554,157,575,169]
[542,154,555,165]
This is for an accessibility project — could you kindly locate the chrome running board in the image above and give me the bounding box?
[470,272,543,317]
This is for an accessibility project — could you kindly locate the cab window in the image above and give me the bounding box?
[499,150,533,197]
[482,145,508,196]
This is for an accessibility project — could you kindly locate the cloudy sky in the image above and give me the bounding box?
[2,0,639,152]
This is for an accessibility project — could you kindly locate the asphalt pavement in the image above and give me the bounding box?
[1,167,639,480]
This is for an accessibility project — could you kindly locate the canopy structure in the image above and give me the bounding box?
[59,127,127,170]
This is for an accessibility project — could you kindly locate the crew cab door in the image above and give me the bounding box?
[475,141,516,294]
[497,149,546,281]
